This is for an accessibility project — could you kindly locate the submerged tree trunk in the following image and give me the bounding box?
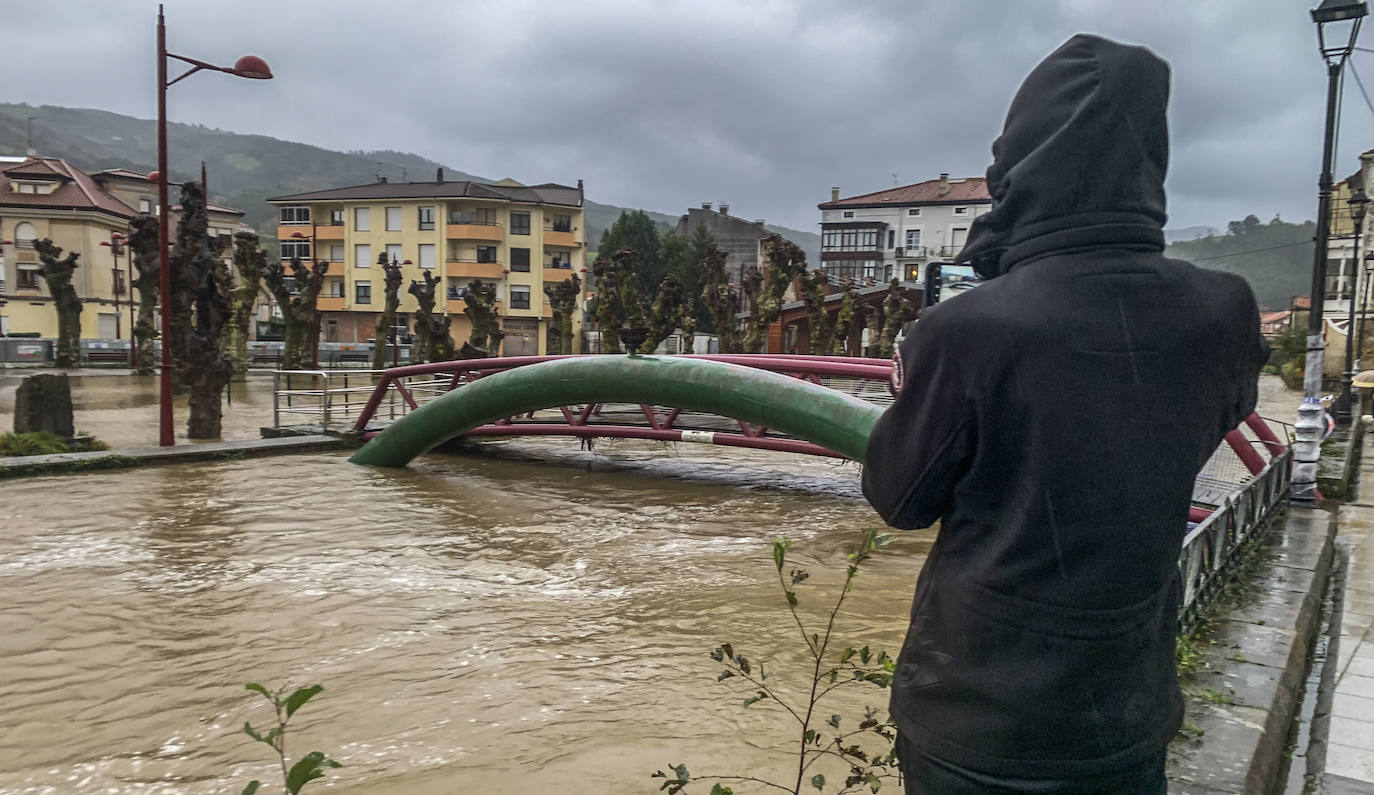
[263,256,327,370]
[168,181,232,439]
[877,278,917,359]
[831,281,858,356]
[33,240,83,368]
[800,269,834,355]
[463,278,505,356]
[544,273,582,354]
[409,271,453,363]
[372,255,404,370]
[699,243,740,354]
[128,214,160,375]
[643,272,684,355]
[226,232,266,381]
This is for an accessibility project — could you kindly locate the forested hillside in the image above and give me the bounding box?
[0,103,818,261]
[1166,215,1315,310]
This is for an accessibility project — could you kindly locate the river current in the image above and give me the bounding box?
[0,371,1297,792]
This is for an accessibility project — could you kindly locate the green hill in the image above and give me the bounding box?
[0,102,819,262]
[1165,215,1316,311]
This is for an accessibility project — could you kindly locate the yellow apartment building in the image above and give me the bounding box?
[0,157,245,340]
[267,173,587,355]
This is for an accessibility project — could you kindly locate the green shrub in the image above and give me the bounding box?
[0,432,71,456]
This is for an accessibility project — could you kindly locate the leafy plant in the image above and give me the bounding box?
[0,431,72,456]
[241,683,341,794]
[653,527,901,794]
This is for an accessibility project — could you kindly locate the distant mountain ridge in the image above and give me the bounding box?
[0,102,819,262]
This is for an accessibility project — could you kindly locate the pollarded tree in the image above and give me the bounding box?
[127,214,160,375]
[591,255,624,353]
[699,243,740,353]
[799,269,835,355]
[263,255,328,370]
[831,280,859,355]
[225,231,267,381]
[462,279,505,356]
[409,270,454,363]
[33,239,83,368]
[371,255,404,370]
[741,234,808,353]
[643,272,686,355]
[877,278,917,358]
[167,180,233,439]
[860,300,883,357]
[612,248,647,333]
[543,273,582,354]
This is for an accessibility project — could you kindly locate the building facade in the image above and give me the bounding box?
[674,203,771,283]
[0,157,245,340]
[817,174,993,284]
[267,174,586,355]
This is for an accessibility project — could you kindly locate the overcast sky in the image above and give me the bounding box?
[5,0,1372,233]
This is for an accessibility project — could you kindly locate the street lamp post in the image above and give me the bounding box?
[1295,0,1368,500]
[153,4,271,446]
[1337,189,1371,422]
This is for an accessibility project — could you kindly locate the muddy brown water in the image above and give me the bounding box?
[0,371,1298,792]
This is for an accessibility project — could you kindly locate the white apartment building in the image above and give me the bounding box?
[817,173,992,284]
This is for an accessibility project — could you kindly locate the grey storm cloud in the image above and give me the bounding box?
[5,0,1372,232]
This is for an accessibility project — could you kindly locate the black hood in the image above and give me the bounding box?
[958,34,1170,279]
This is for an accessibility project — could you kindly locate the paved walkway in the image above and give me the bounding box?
[1329,437,1374,790]
[0,434,346,477]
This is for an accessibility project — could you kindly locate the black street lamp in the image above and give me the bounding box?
[1337,189,1370,422]
[1295,0,1368,500]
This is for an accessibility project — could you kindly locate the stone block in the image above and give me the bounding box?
[12,373,74,439]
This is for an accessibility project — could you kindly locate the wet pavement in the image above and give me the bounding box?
[1330,441,1374,790]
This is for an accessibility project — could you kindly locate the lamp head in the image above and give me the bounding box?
[1350,189,1371,222]
[231,55,273,80]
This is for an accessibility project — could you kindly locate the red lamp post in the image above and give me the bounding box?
[153,3,272,446]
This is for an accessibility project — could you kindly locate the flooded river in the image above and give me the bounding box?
[0,371,1299,792]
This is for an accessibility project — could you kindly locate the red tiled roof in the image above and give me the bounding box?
[0,157,136,219]
[1260,311,1291,324]
[820,177,991,209]
[1293,296,1312,310]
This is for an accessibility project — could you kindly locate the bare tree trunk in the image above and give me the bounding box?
[128,214,160,374]
[263,256,327,370]
[226,232,266,381]
[372,256,404,370]
[168,181,232,439]
[33,240,82,367]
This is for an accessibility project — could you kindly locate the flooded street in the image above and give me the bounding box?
[0,371,1300,792]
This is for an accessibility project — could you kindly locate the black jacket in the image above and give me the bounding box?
[862,34,1268,778]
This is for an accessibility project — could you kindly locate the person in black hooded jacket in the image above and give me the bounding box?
[861,34,1269,793]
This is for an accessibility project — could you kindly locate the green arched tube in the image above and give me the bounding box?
[349,355,884,467]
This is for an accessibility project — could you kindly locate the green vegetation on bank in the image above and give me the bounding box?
[0,431,109,457]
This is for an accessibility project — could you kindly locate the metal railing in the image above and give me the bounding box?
[1177,446,1291,635]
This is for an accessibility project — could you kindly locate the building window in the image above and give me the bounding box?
[329,244,344,262]
[355,281,372,304]
[821,229,880,252]
[17,269,39,289]
[280,206,310,224]
[448,280,468,300]
[14,222,37,248]
[842,211,855,219]
[907,208,922,217]
[113,269,127,295]
[280,239,311,260]
[354,207,371,231]
[327,209,343,226]
[954,207,968,216]
[329,279,344,298]
[386,243,402,264]
[510,247,531,272]
[510,285,531,309]
[418,243,436,269]
[477,245,497,263]
[139,198,152,214]
[551,214,572,232]
[385,206,402,231]
[418,206,435,231]
[510,211,530,235]
[284,276,299,295]
[887,230,895,249]
[905,229,922,251]
[355,243,372,268]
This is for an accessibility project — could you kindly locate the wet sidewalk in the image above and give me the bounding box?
[1331,442,1374,790]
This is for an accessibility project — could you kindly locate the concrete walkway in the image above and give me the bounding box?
[1331,447,1374,790]
[0,434,347,477]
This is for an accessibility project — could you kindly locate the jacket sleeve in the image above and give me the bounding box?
[1225,281,1269,431]
[861,317,977,530]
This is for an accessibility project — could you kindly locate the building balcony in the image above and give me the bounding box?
[543,229,579,248]
[313,225,345,240]
[895,246,929,259]
[445,260,505,280]
[446,216,504,241]
[317,296,347,312]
